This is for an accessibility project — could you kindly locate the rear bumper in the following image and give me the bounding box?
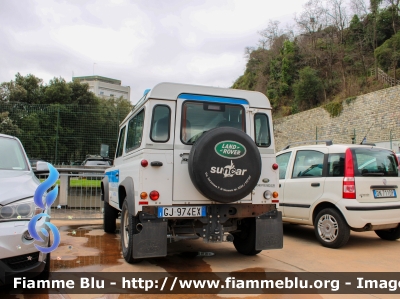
[337,199,400,229]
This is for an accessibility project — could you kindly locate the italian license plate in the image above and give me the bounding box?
[373,189,397,198]
[158,206,206,218]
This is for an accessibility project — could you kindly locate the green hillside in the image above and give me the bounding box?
[232,0,400,117]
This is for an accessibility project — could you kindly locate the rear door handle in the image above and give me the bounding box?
[311,183,320,187]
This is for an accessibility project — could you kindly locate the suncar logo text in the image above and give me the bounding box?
[210,160,248,178]
[214,141,246,159]
[28,163,60,253]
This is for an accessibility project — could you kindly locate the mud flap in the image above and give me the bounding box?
[255,210,283,250]
[131,219,168,259]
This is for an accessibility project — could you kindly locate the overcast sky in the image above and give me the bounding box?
[0,0,310,104]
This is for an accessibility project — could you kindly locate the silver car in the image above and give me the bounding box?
[0,134,50,285]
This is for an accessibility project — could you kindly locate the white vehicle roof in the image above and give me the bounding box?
[277,143,392,154]
[121,82,271,125]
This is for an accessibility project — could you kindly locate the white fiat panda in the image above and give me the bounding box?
[101,82,282,263]
[277,142,400,248]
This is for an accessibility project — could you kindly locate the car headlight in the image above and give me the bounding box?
[0,198,42,220]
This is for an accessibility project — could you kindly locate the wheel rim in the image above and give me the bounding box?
[317,214,339,242]
[122,208,129,249]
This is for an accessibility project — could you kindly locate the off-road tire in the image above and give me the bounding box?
[103,200,118,233]
[314,208,350,248]
[232,218,262,256]
[375,225,400,241]
[120,200,142,264]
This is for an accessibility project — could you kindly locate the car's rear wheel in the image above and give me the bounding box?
[120,200,142,264]
[375,225,400,241]
[232,218,262,256]
[314,208,350,248]
[103,200,118,233]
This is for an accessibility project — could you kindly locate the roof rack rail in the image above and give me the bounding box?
[282,140,333,151]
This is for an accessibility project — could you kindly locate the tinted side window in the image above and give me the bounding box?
[292,150,324,178]
[126,110,145,152]
[328,153,345,177]
[254,113,271,147]
[150,105,171,142]
[116,126,126,158]
[276,152,292,179]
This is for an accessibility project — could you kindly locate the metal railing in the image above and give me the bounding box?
[371,68,400,86]
[36,166,109,220]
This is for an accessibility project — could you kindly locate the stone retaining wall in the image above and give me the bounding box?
[273,85,400,152]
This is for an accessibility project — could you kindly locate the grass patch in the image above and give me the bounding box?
[323,101,343,117]
[39,178,101,188]
[345,96,357,105]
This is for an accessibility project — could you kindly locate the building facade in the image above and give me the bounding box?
[73,76,130,101]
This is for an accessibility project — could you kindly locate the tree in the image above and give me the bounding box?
[69,80,99,105]
[14,73,44,104]
[295,0,325,49]
[258,20,282,50]
[0,111,20,136]
[43,77,72,104]
[375,31,400,79]
[0,81,27,103]
[347,14,369,76]
[370,0,384,75]
[293,67,324,109]
[325,0,350,90]
[385,0,400,34]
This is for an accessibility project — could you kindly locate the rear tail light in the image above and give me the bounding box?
[343,148,356,199]
[272,163,279,170]
[394,152,400,169]
[149,191,159,201]
[141,160,148,167]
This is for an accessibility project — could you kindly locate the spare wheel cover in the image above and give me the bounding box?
[188,127,261,203]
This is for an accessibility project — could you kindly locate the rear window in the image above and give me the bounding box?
[352,148,398,177]
[181,101,245,144]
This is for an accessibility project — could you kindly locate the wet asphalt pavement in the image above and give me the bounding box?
[2,219,400,299]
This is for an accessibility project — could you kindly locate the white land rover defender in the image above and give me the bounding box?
[101,83,282,263]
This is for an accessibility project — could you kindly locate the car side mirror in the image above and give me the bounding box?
[34,161,50,174]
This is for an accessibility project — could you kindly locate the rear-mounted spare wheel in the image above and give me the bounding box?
[188,127,262,203]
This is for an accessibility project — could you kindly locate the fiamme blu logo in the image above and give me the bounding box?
[27,163,61,253]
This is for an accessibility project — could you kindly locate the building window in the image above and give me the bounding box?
[99,91,104,95]
[110,94,114,97]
